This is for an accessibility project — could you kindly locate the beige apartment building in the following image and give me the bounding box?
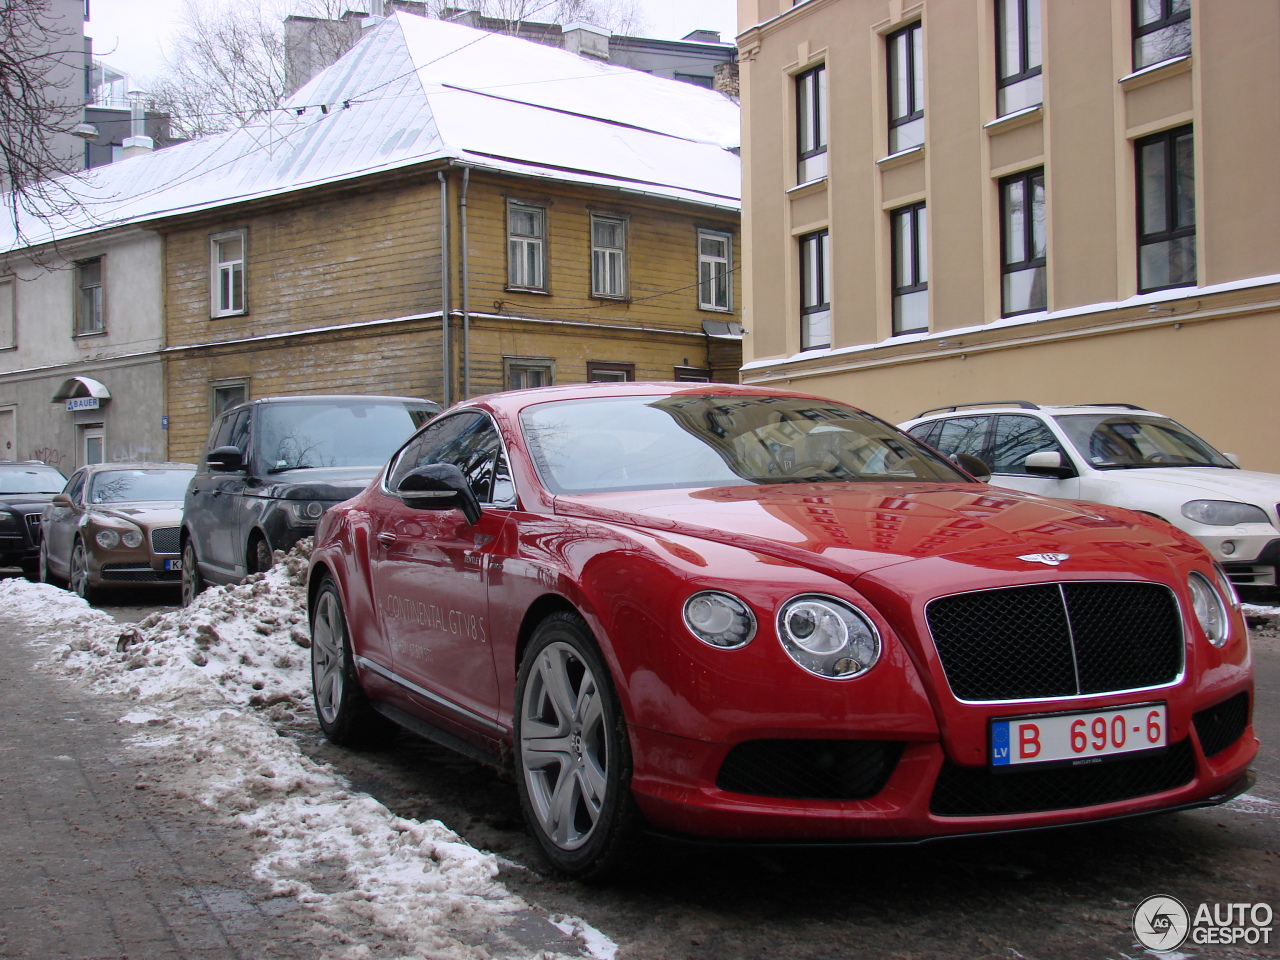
[737,0,1280,470]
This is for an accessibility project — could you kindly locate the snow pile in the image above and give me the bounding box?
[1,546,600,959]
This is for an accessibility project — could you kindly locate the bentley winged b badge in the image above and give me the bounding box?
[1018,552,1071,566]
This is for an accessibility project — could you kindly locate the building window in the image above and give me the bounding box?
[507,201,547,291]
[586,361,634,382]
[0,278,13,349]
[1133,0,1191,70]
[799,229,831,350]
[591,214,628,298]
[697,229,732,311]
[796,65,827,183]
[674,72,714,89]
[505,358,553,390]
[210,231,246,317]
[75,257,104,335]
[887,22,924,154]
[674,365,711,381]
[999,168,1047,316]
[996,0,1042,116]
[210,379,249,418]
[891,202,928,334]
[1136,125,1196,293]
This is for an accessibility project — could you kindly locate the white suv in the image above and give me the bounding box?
[899,402,1280,589]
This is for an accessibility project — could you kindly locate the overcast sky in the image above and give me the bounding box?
[85,0,740,82]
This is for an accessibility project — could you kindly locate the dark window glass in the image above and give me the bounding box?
[389,412,503,503]
[930,416,992,461]
[76,258,103,334]
[988,415,1063,473]
[891,202,928,334]
[1136,125,1195,293]
[796,65,827,182]
[1000,168,1047,316]
[1133,0,1191,69]
[254,400,433,472]
[887,22,924,153]
[66,471,87,503]
[997,0,1042,115]
[89,469,194,503]
[906,422,941,448]
[799,229,831,350]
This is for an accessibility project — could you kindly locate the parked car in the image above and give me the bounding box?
[0,461,68,577]
[307,382,1255,879]
[182,394,440,604]
[39,462,196,602]
[899,402,1280,592]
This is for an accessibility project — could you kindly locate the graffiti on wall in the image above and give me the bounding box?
[30,446,68,470]
[110,442,153,462]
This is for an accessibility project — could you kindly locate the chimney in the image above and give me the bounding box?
[713,61,740,100]
[563,21,610,60]
[122,89,153,158]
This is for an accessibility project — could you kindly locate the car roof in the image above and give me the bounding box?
[907,401,1162,422]
[219,394,441,417]
[81,461,197,473]
[459,380,868,416]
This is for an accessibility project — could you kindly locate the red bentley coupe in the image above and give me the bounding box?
[308,383,1256,877]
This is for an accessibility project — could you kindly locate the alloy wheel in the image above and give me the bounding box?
[311,588,346,726]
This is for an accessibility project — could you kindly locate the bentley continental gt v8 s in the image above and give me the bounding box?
[308,383,1256,878]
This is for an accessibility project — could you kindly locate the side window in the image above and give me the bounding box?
[225,410,251,456]
[906,421,940,448]
[66,471,87,506]
[931,416,992,461]
[388,412,507,504]
[988,415,1065,474]
[206,414,233,455]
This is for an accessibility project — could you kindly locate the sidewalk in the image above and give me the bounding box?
[0,617,321,960]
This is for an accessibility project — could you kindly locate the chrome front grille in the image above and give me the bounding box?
[925,581,1183,702]
[150,526,180,555]
[24,514,41,542]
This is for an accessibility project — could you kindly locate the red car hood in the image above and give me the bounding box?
[553,482,1189,584]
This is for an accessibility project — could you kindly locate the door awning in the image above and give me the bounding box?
[52,376,111,402]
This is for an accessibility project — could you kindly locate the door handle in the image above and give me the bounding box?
[377,532,397,545]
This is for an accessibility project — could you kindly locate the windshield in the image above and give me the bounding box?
[90,469,194,504]
[520,395,969,494]
[257,400,437,472]
[0,465,65,495]
[1055,414,1233,470]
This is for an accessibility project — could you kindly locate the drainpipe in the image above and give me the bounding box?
[437,170,451,408]
[460,165,471,400]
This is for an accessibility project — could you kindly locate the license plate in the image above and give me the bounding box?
[164,559,182,571]
[991,703,1167,769]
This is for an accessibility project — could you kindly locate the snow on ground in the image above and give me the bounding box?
[1,545,614,960]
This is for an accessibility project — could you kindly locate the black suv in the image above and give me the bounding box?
[0,461,67,577]
[181,395,439,603]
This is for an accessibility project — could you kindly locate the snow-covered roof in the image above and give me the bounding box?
[1,13,740,254]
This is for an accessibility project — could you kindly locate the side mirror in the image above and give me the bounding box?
[206,446,245,472]
[52,493,72,507]
[1223,452,1241,468]
[397,463,482,524]
[952,452,992,482]
[1024,450,1076,479]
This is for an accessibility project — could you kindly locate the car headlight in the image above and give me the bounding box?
[95,529,119,549]
[1181,500,1270,526]
[0,513,17,529]
[683,591,756,648]
[122,530,143,548]
[1187,571,1230,647]
[283,500,327,524]
[777,595,881,679]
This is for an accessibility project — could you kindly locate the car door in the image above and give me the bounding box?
[370,412,509,725]
[43,470,85,576]
[983,414,1082,500]
[188,408,251,580]
[916,415,994,468]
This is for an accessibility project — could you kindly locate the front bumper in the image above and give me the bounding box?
[1220,538,1280,587]
[627,687,1257,842]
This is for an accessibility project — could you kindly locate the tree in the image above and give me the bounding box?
[1,0,89,242]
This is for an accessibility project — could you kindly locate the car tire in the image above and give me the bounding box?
[252,536,273,574]
[38,540,63,587]
[310,575,394,747]
[69,539,100,605]
[514,611,639,880]
[181,538,206,607]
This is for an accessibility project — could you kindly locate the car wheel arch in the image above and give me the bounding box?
[248,528,273,573]
[514,594,581,671]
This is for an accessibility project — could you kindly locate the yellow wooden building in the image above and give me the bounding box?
[155,13,742,461]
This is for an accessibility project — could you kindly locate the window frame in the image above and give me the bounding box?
[886,21,924,154]
[795,64,827,184]
[890,202,929,335]
[504,357,554,391]
[506,200,548,292]
[209,229,247,318]
[209,378,250,421]
[1135,124,1196,294]
[674,365,711,382]
[0,276,14,349]
[586,361,635,382]
[74,256,105,337]
[998,167,1047,317]
[1132,0,1191,70]
[696,228,733,312]
[798,228,831,351]
[590,212,629,299]
[995,0,1042,116]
